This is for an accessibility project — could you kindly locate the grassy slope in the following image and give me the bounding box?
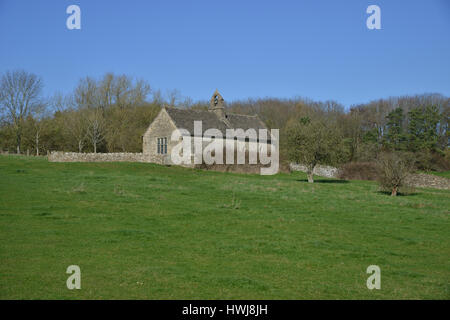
[0,155,448,299]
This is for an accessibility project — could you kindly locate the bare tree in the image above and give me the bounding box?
[86,107,105,153]
[50,93,88,152]
[151,89,164,105]
[132,79,151,105]
[75,76,100,109]
[31,103,50,156]
[99,73,115,108]
[166,89,182,106]
[98,73,151,109]
[376,151,415,196]
[0,70,43,153]
[66,109,89,152]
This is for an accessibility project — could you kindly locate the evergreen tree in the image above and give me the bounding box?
[407,105,440,152]
[384,107,406,150]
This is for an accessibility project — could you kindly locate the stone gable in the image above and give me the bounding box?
[143,108,178,164]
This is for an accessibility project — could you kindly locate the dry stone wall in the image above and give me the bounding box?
[289,162,450,190]
[405,173,450,190]
[48,152,150,163]
[289,163,339,178]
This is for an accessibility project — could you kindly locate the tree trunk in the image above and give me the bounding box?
[16,125,22,154]
[35,133,40,156]
[391,186,398,196]
[78,140,83,153]
[307,166,315,183]
[94,142,97,153]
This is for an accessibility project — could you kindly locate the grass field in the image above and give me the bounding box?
[0,155,449,299]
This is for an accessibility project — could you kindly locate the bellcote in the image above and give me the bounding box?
[209,89,226,120]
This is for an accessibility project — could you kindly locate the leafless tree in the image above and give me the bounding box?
[86,107,105,153]
[66,109,89,152]
[31,103,50,156]
[151,89,164,105]
[376,151,415,196]
[0,70,43,153]
[50,93,88,152]
[166,89,182,106]
[98,73,151,109]
[75,76,100,109]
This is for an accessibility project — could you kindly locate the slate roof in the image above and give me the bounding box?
[165,107,267,136]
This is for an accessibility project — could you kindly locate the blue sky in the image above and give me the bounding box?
[0,0,449,108]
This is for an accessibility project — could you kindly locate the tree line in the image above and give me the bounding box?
[1,70,449,174]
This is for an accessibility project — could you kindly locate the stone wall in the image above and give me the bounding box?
[48,151,150,163]
[289,162,450,190]
[289,163,339,178]
[405,173,450,190]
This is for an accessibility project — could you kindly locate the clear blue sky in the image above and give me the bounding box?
[1,0,449,108]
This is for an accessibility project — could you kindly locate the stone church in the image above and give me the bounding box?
[143,90,269,166]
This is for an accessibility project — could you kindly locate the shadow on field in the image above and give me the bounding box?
[296,179,349,184]
[376,191,419,197]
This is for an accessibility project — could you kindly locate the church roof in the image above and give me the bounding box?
[165,107,267,135]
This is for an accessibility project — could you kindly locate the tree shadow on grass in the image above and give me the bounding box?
[376,191,419,197]
[296,179,349,184]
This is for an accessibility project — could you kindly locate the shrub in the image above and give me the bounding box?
[338,162,378,181]
[376,151,415,196]
[444,149,450,170]
[428,151,450,171]
[412,149,450,172]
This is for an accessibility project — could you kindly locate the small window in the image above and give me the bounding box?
[157,137,168,154]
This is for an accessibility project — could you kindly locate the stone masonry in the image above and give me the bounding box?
[289,163,339,178]
[48,151,150,163]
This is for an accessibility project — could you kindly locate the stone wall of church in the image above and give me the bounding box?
[142,108,179,165]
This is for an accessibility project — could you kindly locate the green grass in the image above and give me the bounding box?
[0,155,449,299]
